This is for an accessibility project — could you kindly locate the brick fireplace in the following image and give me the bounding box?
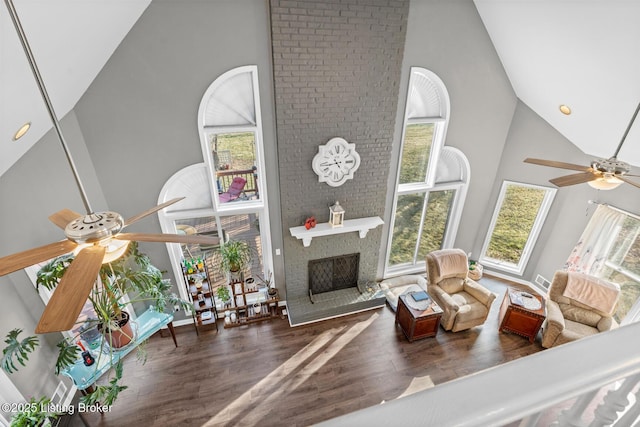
[309,253,360,298]
[270,0,409,325]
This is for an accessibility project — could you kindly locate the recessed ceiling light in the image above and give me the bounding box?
[12,122,31,140]
[559,105,572,115]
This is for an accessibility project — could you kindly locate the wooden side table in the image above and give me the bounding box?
[395,293,443,342]
[498,288,546,343]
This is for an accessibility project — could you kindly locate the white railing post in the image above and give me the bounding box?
[551,389,600,427]
[614,376,640,426]
[589,373,640,427]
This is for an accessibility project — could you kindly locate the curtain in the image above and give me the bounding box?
[564,205,626,274]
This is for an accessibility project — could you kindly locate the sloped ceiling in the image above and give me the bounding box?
[0,0,151,177]
[2,0,640,179]
[474,0,640,167]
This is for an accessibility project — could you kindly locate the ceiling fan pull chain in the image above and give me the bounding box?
[613,101,640,159]
[5,0,93,215]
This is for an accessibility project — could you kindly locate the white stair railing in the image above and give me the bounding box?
[319,321,640,427]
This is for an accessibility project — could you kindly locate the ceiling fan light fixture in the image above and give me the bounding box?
[587,175,623,190]
[102,239,130,264]
[72,239,130,264]
[559,104,572,115]
[12,122,31,140]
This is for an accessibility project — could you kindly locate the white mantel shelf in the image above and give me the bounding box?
[289,216,384,247]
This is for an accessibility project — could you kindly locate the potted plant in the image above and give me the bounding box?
[216,285,231,307]
[216,239,253,280]
[257,271,276,297]
[1,242,190,408]
[8,396,62,427]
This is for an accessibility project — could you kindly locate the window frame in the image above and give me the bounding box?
[158,66,273,307]
[384,67,468,278]
[24,261,137,339]
[203,124,265,211]
[386,182,464,276]
[479,180,556,276]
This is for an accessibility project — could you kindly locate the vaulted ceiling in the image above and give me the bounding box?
[2,0,639,179]
[474,0,640,167]
[0,0,150,177]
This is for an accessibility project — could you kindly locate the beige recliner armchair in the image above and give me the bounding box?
[541,271,620,348]
[426,249,496,332]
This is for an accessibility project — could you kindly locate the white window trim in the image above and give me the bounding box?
[385,181,465,277]
[198,66,267,212]
[384,68,469,278]
[159,66,273,306]
[24,263,137,340]
[479,181,557,276]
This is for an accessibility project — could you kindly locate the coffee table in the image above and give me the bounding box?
[395,292,443,342]
[498,287,546,343]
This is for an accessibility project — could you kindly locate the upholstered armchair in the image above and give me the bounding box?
[379,275,428,312]
[541,271,620,349]
[426,249,496,332]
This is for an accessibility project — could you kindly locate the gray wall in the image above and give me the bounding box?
[491,101,640,282]
[3,0,639,403]
[270,0,410,299]
[379,0,517,273]
[0,111,103,400]
[74,0,281,312]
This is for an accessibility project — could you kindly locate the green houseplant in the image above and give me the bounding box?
[216,239,253,279]
[216,285,231,305]
[1,242,190,410]
[8,396,62,427]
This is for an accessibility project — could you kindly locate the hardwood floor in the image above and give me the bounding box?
[75,276,544,427]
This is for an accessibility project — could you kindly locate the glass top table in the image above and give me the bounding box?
[61,309,174,391]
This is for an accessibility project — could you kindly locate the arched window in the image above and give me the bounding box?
[158,66,272,313]
[384,67,469,276]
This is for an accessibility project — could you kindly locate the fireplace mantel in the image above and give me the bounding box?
[289,216,383,247]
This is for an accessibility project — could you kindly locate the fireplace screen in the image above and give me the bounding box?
[308,253,360,295]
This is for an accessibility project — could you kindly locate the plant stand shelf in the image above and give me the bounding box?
[223,275,281,328]
[289,216,383,247]
[182,257,218,334]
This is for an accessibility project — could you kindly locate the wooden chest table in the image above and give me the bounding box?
[395,293,443,342]
[498,288,546,343]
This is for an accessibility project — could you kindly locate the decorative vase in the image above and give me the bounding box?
[253,303,261,315]
[230,312,237,323]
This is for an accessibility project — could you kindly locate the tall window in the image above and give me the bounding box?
[480,181,556,275]
[210,131,259,203]
[158,66,272,306]
[601,214,640,322]
[565,204,640,323]
[385,68,469,276]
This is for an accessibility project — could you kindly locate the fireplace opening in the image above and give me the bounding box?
[308,253,360,297]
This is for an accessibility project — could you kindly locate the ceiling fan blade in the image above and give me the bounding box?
[524,158,591,172]
[549,171,597,187]
[0,240,78,276]
[617,175,640,189]
[115,232,220,245]
[123,197,185,227]
[35,245,105,334]
[48,209,83,229]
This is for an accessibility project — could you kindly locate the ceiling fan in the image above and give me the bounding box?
[524,101,640,190]
[0,0,219,334]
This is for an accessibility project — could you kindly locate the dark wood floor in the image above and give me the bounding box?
[75,276,544,427]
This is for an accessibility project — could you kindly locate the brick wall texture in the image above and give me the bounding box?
[270,0,410,299]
